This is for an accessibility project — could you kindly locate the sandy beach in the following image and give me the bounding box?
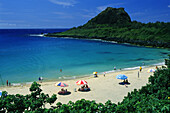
[0,65,161,107]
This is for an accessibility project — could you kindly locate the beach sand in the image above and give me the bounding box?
[0,65,161,107]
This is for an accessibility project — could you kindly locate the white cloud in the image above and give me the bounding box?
[48,0,77,7]
[97,3,125,11]
[53,12,74,19]
[168,5,170,8]
[131,12,145,16]
[0,23,16,26]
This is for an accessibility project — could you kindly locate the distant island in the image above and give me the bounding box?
[46,7,170,48]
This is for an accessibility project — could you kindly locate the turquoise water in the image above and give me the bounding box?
[0,29,169,84]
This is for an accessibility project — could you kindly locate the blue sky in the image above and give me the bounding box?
[0,0,169,28]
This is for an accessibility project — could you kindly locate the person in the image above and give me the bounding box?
[138,71,139,78]
[94,74,98,77]
[39,77,41,81]
[61,88,64,91]
[60,69,62,72]
[125,79,128,83]
[104,72,105,77]
[39,77,43,83]
[85,84,89,88]
[39,77,42,83]
[125,84,128,88]
[82,85,85,88]
[6,80,8,86]
[114,66,116,70]
[139,66,142,72]
[9,82,11,86]
[142,62,145,66]
[156,66,158,70]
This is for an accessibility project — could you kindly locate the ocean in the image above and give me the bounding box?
[0,29,169,85]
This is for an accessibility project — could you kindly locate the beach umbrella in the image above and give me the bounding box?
[0,90,2,97]
[55,82,68,87]
[147,69,156,73]
[93,72,98,74]
[116,74,128,80]
[76,80,88,85]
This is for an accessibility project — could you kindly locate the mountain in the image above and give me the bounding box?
[86,7,131,25]
[46,7,170,48]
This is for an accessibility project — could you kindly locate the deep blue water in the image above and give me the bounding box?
[0,29,169,84]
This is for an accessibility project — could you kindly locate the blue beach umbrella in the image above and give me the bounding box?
[116,74,128,80]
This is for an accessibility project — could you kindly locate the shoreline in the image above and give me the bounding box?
[45,34,170,49]
[0,61,165,88]
[0,64,165,106]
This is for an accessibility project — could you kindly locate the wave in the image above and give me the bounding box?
[122,66,143,71]
[58,76,77,80]
[11,82,33,86]
[55,61,165,81]
[29,34,45,37]
[152,62,165,66]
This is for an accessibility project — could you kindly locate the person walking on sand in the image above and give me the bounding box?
[6,80,8,86]
[104,72,106,77]
[138,71,139,78]
[156,66,158,70]
[139,66,142,72]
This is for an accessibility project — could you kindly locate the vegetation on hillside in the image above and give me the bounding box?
[46,7,170,48]
[0,57,169,112]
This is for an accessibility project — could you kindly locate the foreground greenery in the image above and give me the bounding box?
[47,7,170,48]
[0,58,169,112]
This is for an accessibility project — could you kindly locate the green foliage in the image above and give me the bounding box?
[88,7,131,25]
[0,82,57,112]
[47,7,170,48]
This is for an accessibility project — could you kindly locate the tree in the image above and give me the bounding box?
[0,82,57,112]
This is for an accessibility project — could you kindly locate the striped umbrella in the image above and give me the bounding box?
[147,69,156,73]
[76,80,88,85]
[55,82,68,87]
[93,72,98,74]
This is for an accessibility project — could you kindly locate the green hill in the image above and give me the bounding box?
[46,7,170,48]
[86,7,131,25]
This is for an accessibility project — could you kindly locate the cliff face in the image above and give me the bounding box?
[86,7,131,25]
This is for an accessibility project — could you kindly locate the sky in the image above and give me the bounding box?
[0,0,170,28]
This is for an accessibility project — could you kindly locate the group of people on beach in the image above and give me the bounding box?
[6,80,11,86]
[78,84,90,91]
[38,77,43,83]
